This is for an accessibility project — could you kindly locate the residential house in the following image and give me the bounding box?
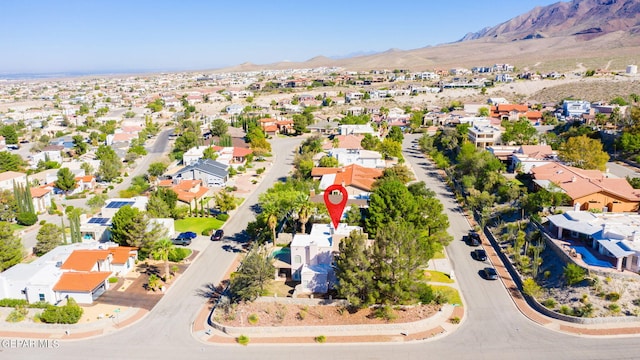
[311,164,383,198]
[308,121,339,135]
[101,197,148,218]
[0,242,137,304]
[290,223,364,293]
[225,104,244,115]
[322,135,364,151]
[172,158,229,187]
[547,211,640,271]
[0,171,27,191]
[158,178,212,207]
[531,163,640,212]
[511,145,557,173]
[29,147,63,168]
[30,187,52,214]
[468,123,503,149]
[338,124,376,137]
[563,100,592,118]
[490,104,529,121]
[328,148,385,168]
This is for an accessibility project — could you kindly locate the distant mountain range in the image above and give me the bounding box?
[222,0,640,73]
[459,0,640,41]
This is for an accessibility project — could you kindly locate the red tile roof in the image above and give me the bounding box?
[109,246,137,265]
[314,164,383,191]
[53,272,112,292]
[30,187,51,198]
[322,135,364,150]
[60,250,110,271]
[233,147,253,157]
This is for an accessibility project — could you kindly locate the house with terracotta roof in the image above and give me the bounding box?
[30,186,52,214]
[183,145,253,168]
[531,163,640,212]
[158,178,212,207]
[0,242,137,304]
[312,164,383,198]
[75,175,96,191]
[490,104,529,121]
[258,118,279,135]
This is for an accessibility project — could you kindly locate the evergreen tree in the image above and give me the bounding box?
[55,168,77,193]
[0,221,23,271]
[334,230,373,308]
[110,206,164,258]
[146,194,172,218]
[34,223,63,256]
[229,247,275,301]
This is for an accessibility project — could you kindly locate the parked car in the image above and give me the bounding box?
[172,236,191,246]
[472,249,487,261]
[173,231,196,246]
[467,231,481,246]
[482,267,499,280]
[211,229,224,241]
[178,231,197,240]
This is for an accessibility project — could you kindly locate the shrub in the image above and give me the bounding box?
[449,316,461,324]
[522,278,543,298]
[216,213,229,221]
[605,292,620,302]
[29,301,50,309]
[40,298,83,324]
[542,298,556,308]
[543,270,551,279]
[39,220,46,225]
[168,247,191,262]
[50,200,58,211]
[314,335,327,343]
[147,274,161,291]
[559,305,573,316]
[17,212,38,226]
[6,307,28,322]
[201,228,214,236]
[108,277,119,284]
[247,313,258,325]
[297,309,307,320]
[632,298,640,307]
[415,283,434,304]
[0,298,29,308]
[373,306,397,321]
[563,263,586,286]
[609,303,621,314]
[256,168,265,175]
[236,335,250,346]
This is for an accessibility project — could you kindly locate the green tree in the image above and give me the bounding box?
[146,194,172,218]
[378,138,403,159]
[366,179,417,237]
[86,194,108,210]
[477,107,490,117]
[386,126,404,143]
[344,205,362,227]
[0,125,18,144]
[72,135,88,155]
[370,221,428,304]
[300,135,324,155]
[81,162,94,176]
[380,164,413,184]
[215,190,237,213]
[318,155,339,167]
[34,223,63,256]
[0,190,17,222]
[0,222,23,271]
[229,247,275,301]
[55,168,77,193]
[110,206,163,258]
[172,131,198,160]
[147,162,168,178]
[500,118,538,145]
[361,133,381,150]
[210,119,229,137]
[151,238,175,282]
[559,135,609,171]
[96,145,122,181]
[0,151,27,172]
[334,230,373,308]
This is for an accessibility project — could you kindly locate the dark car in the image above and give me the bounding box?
[468,231,481,246]
[483,267,499,280]
[211,229,224,241]
[473,249,487,261]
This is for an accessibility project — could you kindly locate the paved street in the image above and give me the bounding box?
[6,134,640,359]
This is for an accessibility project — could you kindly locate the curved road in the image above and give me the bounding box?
[7,135,640,359]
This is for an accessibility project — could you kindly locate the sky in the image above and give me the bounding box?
[0,0,562,75]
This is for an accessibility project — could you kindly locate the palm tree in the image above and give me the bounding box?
[295,194,313,234]
[261,203,279,246]
[151,238,175,282]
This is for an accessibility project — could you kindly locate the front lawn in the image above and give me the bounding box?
[431,285,462,306]
[10,223,25,232]
[175,217,224,234]
[424,270,454,283]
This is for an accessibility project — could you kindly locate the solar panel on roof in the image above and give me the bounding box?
[106,201,134,208]
[88,217,110,225]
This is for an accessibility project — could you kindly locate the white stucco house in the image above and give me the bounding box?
[290,223,364,293]
[0,242,137,305]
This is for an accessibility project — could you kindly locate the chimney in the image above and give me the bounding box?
[571,176,576,183]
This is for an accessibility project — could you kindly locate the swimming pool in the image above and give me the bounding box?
[571,246,614,268]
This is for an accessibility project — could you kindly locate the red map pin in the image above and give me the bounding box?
[323,184,348,229]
